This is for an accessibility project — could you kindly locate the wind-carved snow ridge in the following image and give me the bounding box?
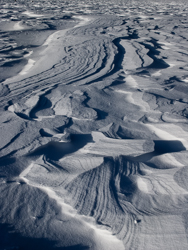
[19,161,125,250]
[1,1,188,249]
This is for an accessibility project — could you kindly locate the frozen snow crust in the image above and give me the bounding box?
[1,0,188,249]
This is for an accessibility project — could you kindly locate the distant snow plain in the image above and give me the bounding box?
[0,0,188,249]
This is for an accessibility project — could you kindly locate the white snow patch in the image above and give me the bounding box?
[152,70,161,76]
[24,50,33,58]
[125,75,138,88]
[13,21,23,30]
[75,16,92,27]
[137,177,150,193]
[19,59,36,75]
[23,11,44,17]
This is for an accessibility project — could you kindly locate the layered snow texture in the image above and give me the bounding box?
[1,0,188,249]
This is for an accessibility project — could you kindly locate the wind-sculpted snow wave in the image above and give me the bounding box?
[0,0,188,249]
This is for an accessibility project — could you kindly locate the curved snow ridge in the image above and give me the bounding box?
[13,148,188,249]
[19,160,125,250]
[19,156,142,247]
[120,40,153,72]
[3,15,93,86]
[63,155,188,247]
[5,35,116,97]
[39,186,125,250]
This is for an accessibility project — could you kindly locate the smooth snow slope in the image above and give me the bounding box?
[0,0,188,249]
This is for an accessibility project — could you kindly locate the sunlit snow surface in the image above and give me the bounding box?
[1,0,188,249]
